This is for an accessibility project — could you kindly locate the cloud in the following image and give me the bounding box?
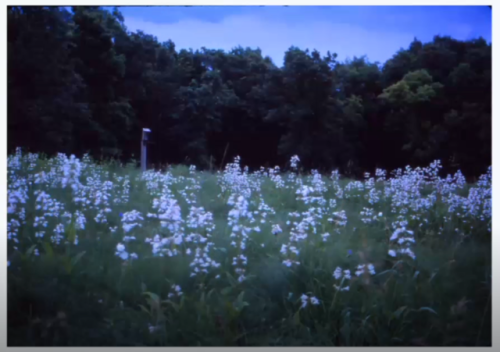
[122,14,416,66]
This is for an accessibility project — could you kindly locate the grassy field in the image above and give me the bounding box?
[7,149,492,346]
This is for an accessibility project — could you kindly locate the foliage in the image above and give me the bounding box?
[7,151,491,346]
[7,6,491,179]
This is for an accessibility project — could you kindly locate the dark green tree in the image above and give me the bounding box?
[7,7,492,178]
[71,6,135,159]
[8,6,90,155]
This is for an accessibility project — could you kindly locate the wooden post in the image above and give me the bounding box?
[141,128,151,172]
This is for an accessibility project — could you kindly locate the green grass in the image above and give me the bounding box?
[7,154,491,346]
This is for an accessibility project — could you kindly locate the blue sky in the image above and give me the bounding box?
[103,6,491,67]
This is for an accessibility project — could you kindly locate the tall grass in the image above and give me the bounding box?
[7,150,491,346]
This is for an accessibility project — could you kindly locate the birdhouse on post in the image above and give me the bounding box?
[141,128,151,172]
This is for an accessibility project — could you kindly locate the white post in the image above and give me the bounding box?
[141,128,151,172]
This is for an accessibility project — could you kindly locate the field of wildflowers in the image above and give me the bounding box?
[7,148,491,346]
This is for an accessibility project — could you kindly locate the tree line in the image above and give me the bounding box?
[8,6,491,179]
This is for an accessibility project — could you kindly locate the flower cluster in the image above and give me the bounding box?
[272,224,282,236]
[189,246,221,277]
[355,264,376,277]
[122,210,144,233]
[388,218,416,260]
[328,210,348,228]
[227,194,256,282]
[218,156,252,198]
[167,284,183,299]
[6,150,492,320]
[268,166,285,189]
[115,242,138,261]
[333,267,351,291]
[185,205,220,277]
[360,207,383,224]
[290,155,300,170]
[344,181,365,199]
[150,188,184,234]
[300,294,320,309]
[280,244,300,267]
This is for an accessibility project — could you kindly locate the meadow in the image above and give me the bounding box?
[7,149,492,346]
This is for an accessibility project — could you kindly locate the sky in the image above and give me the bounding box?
[102,6,491,67]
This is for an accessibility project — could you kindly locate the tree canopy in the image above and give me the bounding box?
[8,6,491,179]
